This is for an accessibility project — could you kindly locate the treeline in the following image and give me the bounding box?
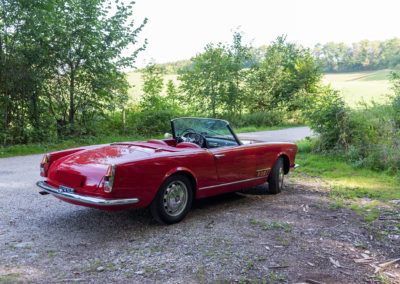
[313,39,400,72]
[0,0,146,145]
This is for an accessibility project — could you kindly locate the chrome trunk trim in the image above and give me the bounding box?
[36,181,139,206]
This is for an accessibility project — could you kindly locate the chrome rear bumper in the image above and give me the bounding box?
[36,181,139,206]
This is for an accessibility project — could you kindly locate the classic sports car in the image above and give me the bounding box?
[37,117,297,224]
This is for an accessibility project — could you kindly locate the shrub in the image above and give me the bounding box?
[224,111,285,128]
[305,85,400,172]
[303,86,350,151]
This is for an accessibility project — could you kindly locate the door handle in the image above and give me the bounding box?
[214,154,225,159]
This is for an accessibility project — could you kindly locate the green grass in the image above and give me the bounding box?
[126,71,179,103]
[323,69,394,107]
[292,152,400,201]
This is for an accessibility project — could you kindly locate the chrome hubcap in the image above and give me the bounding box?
[279,167,284,189]
[163,181,188,216]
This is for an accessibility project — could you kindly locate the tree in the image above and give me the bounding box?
[225,32,251,115]
[140,64,164,110]
[45,0,146,134]
[179,43,231,117]
[0,0,146,143]
[246,36,321,112]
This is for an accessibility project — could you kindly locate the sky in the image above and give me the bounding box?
[131,0,400,68]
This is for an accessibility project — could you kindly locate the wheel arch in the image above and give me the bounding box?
[163,167,198,197]
[274,153,290,174]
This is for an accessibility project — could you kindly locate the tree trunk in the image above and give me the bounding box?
[69,66,75,126]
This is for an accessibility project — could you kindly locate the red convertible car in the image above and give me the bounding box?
[37,117,298,224]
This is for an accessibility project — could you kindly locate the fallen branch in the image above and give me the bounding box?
[378,258,400,268]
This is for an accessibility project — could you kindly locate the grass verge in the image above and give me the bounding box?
[292,152,400,201]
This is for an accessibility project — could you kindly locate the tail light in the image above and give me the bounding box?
[40,154,51,177]
[104,165,116,193]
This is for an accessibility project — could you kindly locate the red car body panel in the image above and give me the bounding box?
[38,122,297,211]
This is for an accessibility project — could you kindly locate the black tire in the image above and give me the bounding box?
[150,174,193,224]
[268,157,285,194]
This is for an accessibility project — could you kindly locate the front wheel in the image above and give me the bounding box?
[268,157,285,194]
[150,174,193,224]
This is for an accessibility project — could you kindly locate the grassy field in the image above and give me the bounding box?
[126,71,179,103]
[323,69,394,107]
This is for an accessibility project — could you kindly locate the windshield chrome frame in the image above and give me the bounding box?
[171,117,242,146]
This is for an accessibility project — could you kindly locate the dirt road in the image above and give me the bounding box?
[0,127,398,283]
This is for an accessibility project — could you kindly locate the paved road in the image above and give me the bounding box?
[0,126,312,282]
[237,126,313,143]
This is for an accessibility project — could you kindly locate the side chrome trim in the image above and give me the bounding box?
[36,181,139,206]
[198,176,266,191]
[256,168,270,172]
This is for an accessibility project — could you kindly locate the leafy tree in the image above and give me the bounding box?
[140,64,164,110]
[44,0,146,135]
[166,79,179,106]
[179,43,231,117]
[0,0,146,143]
[225,32,251,115]
[246,36,321,112]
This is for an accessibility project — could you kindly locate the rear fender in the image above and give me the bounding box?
[163,167,198,190]
[271,152,290,174]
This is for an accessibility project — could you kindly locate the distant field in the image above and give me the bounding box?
[126,71,178,103]
[323,69,394,107]
[127,69,395,107]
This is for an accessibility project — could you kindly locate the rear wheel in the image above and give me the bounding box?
[268,157,284,194]
[150,174,193,224]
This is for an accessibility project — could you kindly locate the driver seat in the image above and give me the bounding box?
[176,142,201,149]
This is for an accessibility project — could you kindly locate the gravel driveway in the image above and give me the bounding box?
[1,126,398,283]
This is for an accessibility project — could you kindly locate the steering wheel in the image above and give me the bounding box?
[180,128,197,136]
[183,132,206,148]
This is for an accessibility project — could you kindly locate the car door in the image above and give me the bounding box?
[209,145,254,183]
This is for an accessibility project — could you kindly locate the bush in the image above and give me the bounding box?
[305,85,400,172]
[303,86,350,151]
[224,111,285,128]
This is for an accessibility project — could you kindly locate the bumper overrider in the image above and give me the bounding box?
[36,181,139,206]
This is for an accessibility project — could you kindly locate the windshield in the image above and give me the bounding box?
[172,117,240,148]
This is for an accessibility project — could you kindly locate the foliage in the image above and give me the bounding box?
[0,0,146,145]
[178,32,253,117]
[137,64,181,135]
[178,42,233,117]
[246,36,321,112]
[224,111,285,129]
[303,86,349,151]
[391,71,400,127]
[304,83,400,172]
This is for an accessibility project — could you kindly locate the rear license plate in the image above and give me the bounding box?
[58,185,75,193]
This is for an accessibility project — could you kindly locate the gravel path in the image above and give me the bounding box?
[0,126,398,283]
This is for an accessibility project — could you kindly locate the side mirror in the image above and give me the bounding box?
[164,132,172,139]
